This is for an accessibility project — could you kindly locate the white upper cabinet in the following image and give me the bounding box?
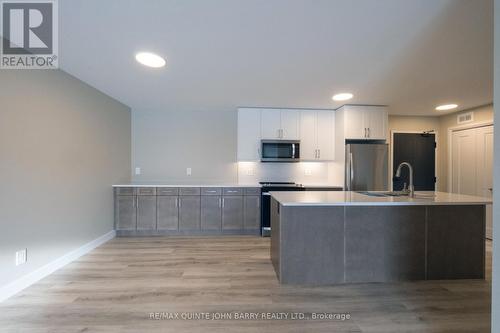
[237,107,336,162]
[280,109,300,140]
[299,111,317,160]
[344,107,366,139]
[299,110,335,161]
[261,109,300,140]
[237,108,261,161]
[342,105,387,140]
[261,109,282,139]
[365,107,387,140]
[316,110,335,160]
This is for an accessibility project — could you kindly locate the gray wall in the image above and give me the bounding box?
[493,0,499,329]
[0,70,131,288]
[132,109,237,183]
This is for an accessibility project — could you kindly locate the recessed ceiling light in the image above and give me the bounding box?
[332,93,353,101]
[435,104,458,111]
[135,52,166,68]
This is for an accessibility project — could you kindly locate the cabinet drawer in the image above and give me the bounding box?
[244,187,261,196]
[137,187,156,196]
[223,188,244,196]
[157,187,179,196]
[201,187,222,196]
[115,187,135,196]
[179,187,201,196]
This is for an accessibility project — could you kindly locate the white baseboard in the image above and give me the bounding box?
[0,230,116,302]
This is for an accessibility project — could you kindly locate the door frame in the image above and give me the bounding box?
[447,121,494,192]
[390,130,439,191]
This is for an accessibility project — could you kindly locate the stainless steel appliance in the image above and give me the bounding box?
[345,142,389,191]
[261,140,300,162]
[260,182,305,236]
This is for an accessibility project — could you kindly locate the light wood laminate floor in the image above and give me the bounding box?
[0,237,492,333]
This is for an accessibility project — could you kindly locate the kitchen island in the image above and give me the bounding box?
[270,191,491,285]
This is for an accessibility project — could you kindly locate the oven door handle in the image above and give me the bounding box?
[262,193,271,196]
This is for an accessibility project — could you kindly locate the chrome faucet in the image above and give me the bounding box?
[395,162,414,197]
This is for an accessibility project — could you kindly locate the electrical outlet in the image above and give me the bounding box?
[15,249,27,266]
[245,168,254,176]
[135,167,141,175]
[186,167,192,176]
[305,168,313,176]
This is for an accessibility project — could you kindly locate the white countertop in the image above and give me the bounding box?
[112,183,261,188]
[270,191,492,206]
[112,182,344,188]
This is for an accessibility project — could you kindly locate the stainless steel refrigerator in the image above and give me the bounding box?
[345,143,389,191]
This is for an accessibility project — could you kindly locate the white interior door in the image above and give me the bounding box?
[476,126,494,239]
[452,128,477,195]
[451,125,494,239]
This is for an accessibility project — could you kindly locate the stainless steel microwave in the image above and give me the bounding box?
[261,140,300,162]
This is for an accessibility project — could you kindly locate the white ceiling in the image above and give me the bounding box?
[59,0,493,116]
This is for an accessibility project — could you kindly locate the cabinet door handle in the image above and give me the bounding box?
[136,196,139,209]
[277,129,280,138]
[318,149,320,159]
[281,129,284,138]
[175,197,178,208]
[219,198,222,208]
[222,198,225,208]
[178,198,181,208]
[364,128,367,138]
[206,190,217,193]
[367,128,370,138]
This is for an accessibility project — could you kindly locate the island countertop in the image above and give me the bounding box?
[270,191,492,206]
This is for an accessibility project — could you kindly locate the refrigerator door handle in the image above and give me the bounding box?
[349,152,354,190]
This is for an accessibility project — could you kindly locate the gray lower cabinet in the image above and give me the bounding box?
[179,196,201,230]
[222,196,244,230]
[115,186,260,235]
[116,195,136,230]
[137,196,157,230]
[157,196,179,230]
[201,196,222,230]
[244,196,260,230]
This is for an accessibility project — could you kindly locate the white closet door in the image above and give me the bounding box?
[451,125,494,240]
[451,128,477,195]
[476,126,494,239]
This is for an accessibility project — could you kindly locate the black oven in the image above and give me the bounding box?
[261,140,300,162]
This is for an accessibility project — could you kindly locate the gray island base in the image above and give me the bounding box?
[270,191,490,285]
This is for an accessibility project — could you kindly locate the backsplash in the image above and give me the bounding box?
[237,161,343,186]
